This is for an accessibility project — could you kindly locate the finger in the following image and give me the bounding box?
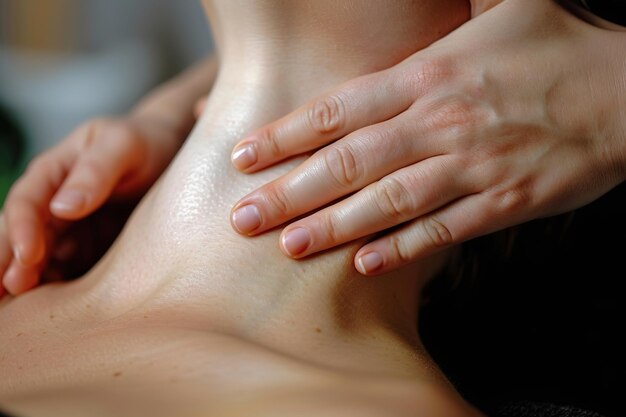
[0,216,13,281]
[231,67,419,172]
[3,218,60,294]
[4,148,75,266]
[230,111,440,236]
[354,189,529,275]
[277,156,470,258]
[50,124,144,220]
[2,259,40,295]
[0,226,12,298]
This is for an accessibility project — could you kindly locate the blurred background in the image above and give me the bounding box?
[0,0,213,205]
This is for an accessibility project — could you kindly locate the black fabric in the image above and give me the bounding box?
[496,401,606,417]
[420,183,626,417]
[578,0,626,26]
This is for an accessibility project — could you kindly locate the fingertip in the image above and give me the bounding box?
[230,204,262,235]
[50,188,87,217]
[13,228,45,267]
[280,227,312,258]
[3,263,39,296]
[355,251,385,276]
[231,141,258,172]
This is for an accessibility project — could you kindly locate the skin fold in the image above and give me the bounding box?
[0,1,482,416]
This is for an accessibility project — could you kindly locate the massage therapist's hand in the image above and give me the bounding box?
[229,0,626,275]
[0,114,187,297]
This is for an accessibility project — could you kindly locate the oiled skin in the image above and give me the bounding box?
[0,1,479,416]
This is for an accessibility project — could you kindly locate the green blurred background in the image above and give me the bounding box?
[0,104,25,207]
[0,0,212,209]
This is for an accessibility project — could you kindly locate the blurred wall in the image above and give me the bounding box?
[0,0,213,162]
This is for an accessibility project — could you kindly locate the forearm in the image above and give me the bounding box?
[131,55,219,138]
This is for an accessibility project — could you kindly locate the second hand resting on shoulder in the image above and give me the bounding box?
[0,57,217,296]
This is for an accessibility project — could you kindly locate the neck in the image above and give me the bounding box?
[205,0,470,78]
[82,0,467,380]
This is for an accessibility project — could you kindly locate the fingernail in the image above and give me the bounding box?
[231,143,257,170]
[281,228,311,257]
[13,245,24,264]
[231,205,262,234]
[357,252,384,274]
[51,189,86,213]
[2,264,20,294]
[14,228,43,266]
[3,263,38,295]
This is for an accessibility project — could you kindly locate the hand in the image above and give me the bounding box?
[0,115,184,296]
[229,0,626,275]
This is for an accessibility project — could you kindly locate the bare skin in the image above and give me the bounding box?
[0,1,479,416]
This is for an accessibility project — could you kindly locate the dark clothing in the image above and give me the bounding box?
[497,402,606,417]
[421,183,626,417]
[574,0,626,26]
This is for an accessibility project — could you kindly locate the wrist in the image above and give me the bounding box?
[124,109,188,164]
[129,56,219,142]
[129,89,196,140]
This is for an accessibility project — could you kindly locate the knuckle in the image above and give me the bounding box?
[421,216,453,248]
[468,137,517,169]
[319,212,342,245]
[493,186,533,215]
[108,124,138,150]
[469,143,500,165]
[82,118,137,150]
[404,56,454,94]
[389,235,412,264]
[263,184,293,217]
[373,178,413,222]
[258,127,283,159]
[77,118,110,148]
[323,144,359,188]
[307,94,346,135]
[76,158,108,184]
[429,100,477,132]
[26,154,51,173]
